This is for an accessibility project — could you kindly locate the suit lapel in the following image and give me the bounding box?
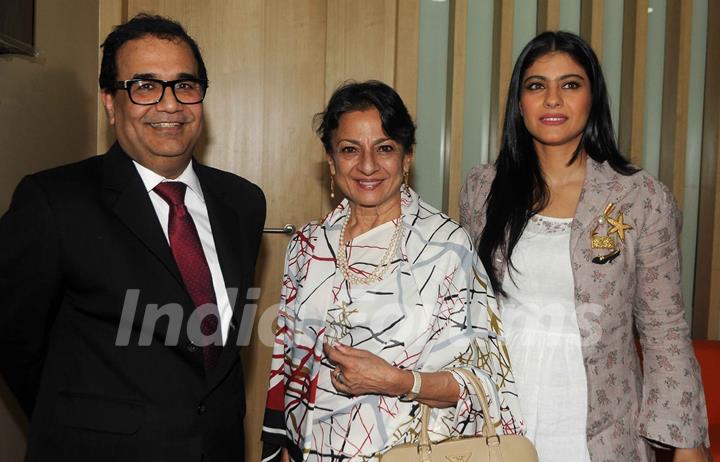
[101,143,184,285]
[201,181,245,305]
[195,164,248,388]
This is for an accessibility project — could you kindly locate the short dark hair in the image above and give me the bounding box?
[315,80,415,153]
[99,13,208,92]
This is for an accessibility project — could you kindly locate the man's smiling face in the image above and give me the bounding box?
[102,35,204,171]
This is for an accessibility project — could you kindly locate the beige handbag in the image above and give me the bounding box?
[380,369,538,462]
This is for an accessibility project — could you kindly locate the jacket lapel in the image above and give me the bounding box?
[197,167,245,307]
[101,143,183,285]
[194,166,250,388]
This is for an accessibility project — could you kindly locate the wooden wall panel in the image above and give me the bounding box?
[537,0,561,32]
[659,0,692,204]
[395,0,420,118]
[580,0,603,62]
[446,0,467,219]
[489,0,514,159]
[618,0,648,166]
[694,0,720,339]
[325,0,398,96]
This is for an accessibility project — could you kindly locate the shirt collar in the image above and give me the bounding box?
[133,160,205,203]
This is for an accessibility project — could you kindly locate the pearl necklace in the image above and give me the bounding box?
[337,206,404,285]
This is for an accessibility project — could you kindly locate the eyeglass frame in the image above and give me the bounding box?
[112,78,210,105]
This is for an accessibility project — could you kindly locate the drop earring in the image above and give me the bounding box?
[330,174,335,199]
[403,170,409,189]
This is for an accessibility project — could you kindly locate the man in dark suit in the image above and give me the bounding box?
[0,14,265,461]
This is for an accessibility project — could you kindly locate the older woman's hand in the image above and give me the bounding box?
[324,342,461,407]
[323,342,409,397]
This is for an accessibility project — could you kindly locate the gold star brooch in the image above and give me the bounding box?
[606,210,632,242]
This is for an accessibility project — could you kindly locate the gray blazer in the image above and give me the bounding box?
[460,159,708,461]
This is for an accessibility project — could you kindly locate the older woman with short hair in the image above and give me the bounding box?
[261,81,524,461]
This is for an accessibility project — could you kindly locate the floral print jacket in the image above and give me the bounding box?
[460,160,708,462]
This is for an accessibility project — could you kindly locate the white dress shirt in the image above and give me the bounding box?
[133,160,232,344]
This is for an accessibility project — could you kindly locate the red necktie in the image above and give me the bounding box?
[154,181,222,371]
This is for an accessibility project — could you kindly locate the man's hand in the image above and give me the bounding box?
[673,446,712,462]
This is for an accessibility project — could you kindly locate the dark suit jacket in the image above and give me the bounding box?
[0,143,266,462]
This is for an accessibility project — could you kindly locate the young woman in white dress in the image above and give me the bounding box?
[460,32,709,462]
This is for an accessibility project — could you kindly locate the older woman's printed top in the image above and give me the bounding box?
[262,187,524,461]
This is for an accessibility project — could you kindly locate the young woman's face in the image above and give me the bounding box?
[519,51,592,152]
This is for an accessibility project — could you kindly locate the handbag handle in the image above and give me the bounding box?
[416,369,497,455]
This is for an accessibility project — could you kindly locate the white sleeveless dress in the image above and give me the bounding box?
[501,214,591,462]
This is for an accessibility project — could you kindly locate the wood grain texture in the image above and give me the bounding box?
[490,0,514,160]
[580,0,603,62]
[659,0,692,205]
[446,0,467,219]
[537,0,561,32]
[394,0,420,199]
[325,0,398,96]
[694,0,720,339]
[618,0,648,166]
[395,0,420,119]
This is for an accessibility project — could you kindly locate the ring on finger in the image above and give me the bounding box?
[334,369,345,384]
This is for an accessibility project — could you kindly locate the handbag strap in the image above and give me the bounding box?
[417,369,497,451]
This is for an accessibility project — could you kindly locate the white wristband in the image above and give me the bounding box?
[399,370,422,401]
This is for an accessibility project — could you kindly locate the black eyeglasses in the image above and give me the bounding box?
[113,78,209,105]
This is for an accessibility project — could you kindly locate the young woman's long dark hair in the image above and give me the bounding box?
[479,31,637,296]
